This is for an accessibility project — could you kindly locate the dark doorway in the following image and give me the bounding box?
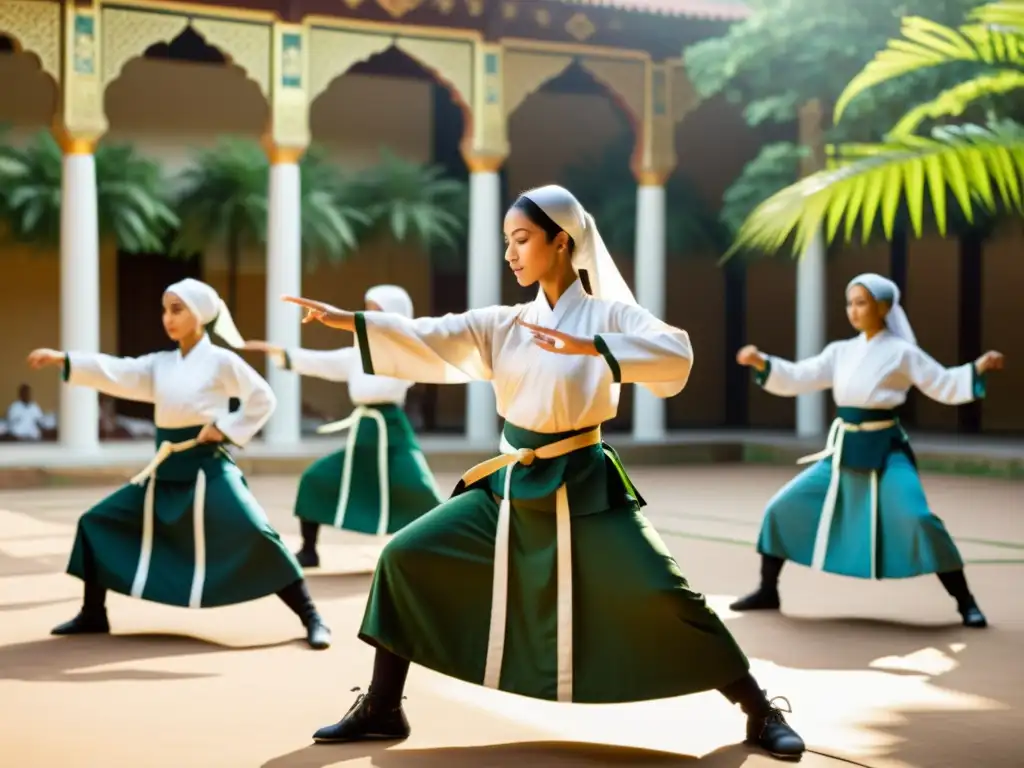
[115,252,201,419]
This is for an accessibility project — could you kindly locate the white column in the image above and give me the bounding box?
[263,159,302,446]
[465,168,502,445]
[796,229,827,437]
[59,152,100,452]
[632,183,667,441]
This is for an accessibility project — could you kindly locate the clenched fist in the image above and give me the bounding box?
[736,345,767,371]
[27,348,65,370]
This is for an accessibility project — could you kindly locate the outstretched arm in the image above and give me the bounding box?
[282,295,505,384]
[738,343,837,398]
[902,347,1002,405]
[245,340,356,383]
[593,304,693,398]
[28,348,157,403]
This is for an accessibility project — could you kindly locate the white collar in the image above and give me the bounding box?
[533,278,587,327]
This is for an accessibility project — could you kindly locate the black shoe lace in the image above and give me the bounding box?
[345,686,367,718]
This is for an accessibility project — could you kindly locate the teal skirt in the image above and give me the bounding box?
[294,404,443,534]
[358,424,750,704]
[757,451,964,579]
[67,426,303,608]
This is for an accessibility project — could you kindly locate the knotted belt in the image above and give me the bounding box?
[317,405,391,533]
[460,427,603,703]
[796,416,896,579]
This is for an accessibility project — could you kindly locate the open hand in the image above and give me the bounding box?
[516,318,598,356]
[27,348,65,370]
[197,423,225,444]
[975,350,1005,374]
[736,345,767,371]
[281,295,354,331]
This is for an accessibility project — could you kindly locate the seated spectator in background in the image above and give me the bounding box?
[7,384,45,441]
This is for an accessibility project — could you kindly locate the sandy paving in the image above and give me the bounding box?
[1,465,1020,767]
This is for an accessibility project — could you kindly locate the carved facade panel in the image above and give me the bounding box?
[308,28,394,102]
[394,36,472,109]
[271,23,310,149]
[579,56,643,124]
[503,49,573,117]
[671,62,699,123]
[101,7,187,85]
[191,18,271,97]
[0,0,60,81]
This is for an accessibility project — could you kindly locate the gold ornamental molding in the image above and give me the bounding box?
[0,0,61,81]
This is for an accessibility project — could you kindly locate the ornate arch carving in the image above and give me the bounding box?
[0,0,60,82]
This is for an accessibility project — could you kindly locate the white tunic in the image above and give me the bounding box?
[285,345,411,406]
[66,334,275,446]
[763,330,976,407]
[6,400,45,440]
[358,279,693,433]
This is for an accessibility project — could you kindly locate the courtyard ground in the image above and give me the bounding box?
[1,465,1020,767]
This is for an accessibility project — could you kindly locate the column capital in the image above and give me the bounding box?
[462,150,506,174]
[262,132,307,165]
[632,168,670,187]
[52,124,98,156]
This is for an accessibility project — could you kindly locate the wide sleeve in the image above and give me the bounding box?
[901,346,984,405]
[756,343,838,397]
[214,352,277,447]
[280,346,357,383]
[63,351,157,403]
[353,306,508,384]
[592,303,693,398]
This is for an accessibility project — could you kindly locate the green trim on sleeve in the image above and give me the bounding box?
[354,312,375,375]
[753,357,772,387]
[972,364,987,400]
[282,350,293,371]
[61,353,70,382]
[593,335,621,383]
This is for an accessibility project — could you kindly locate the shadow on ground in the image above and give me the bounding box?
[262,741,756,768]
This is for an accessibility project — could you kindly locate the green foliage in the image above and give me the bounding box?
[719,142,808,238]
[561,132,729,257]
[0,128,178,253]
[347,148,468,264]
[727,1,1024,259]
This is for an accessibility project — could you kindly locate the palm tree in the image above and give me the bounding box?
[349,148,468,270]
[172,138,368,312]
[727,1,1024,258]
[0,128,178,253]
[562,132,730,256]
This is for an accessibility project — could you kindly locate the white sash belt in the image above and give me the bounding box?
[318,405,390,535]
[460,427,603,703]
[796,416,896,579]
[127,439,207,607]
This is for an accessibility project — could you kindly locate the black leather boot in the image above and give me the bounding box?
[721,673,805,760]
[52,581,110,636]
[296,521,321,568]
[938,570,988,628]
[277,579,332,649]
[312,687,410,744]
[730,555,784,612]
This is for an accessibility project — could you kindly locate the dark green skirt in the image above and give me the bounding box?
[294,404,443,534]
[67,426,303,608]
[358,424,749,704]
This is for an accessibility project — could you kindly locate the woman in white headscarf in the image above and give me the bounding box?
[244,285,444,568]
[26,278,331,649]
[733,273,1005,628]
[280,185,806,761]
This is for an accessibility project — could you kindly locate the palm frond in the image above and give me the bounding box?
[971,1,1024,28]
[889,70,1024,137]
[726,121,1024,260]
[834,15,1024,125]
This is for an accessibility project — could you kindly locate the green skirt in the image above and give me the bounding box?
[67,426,303,608]
[359,424,749,704]
[294,404,443,535]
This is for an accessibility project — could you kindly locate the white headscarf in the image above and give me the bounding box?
[520,185,637,306]
[365,284,414,318]
[846,273,917,346]
[164,278,246,349]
